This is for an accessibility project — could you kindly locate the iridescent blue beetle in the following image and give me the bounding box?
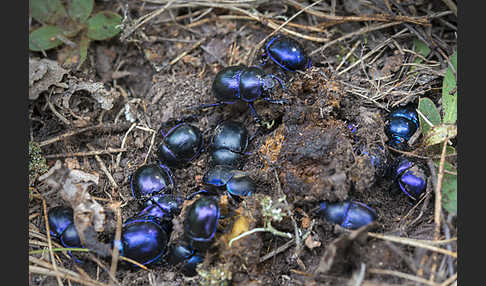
[393,157,428,201]
[262,35,311,72]
[318,201,377,230]
[198,65,287,123]
[348,123,390,177]
[184,196,220,250]
[117,216,171,266]
[167,242,204,277]
[165,196,220,276]
[130,164,174,201]
[156,123,203,168]
[48,206,83,249]
[384,106,419,150]
[138,194,184,222]
[210,120,250,167]
[202,165,255,201]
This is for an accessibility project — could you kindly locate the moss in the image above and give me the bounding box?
[29,141,48,186]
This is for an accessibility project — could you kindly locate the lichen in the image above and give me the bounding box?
[29,141,48,186]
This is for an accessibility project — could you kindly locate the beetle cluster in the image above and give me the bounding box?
[197,35,310,123]
[317,105,429,230]
[45,34,432,280]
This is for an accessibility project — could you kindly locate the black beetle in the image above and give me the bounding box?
[202,165,255,201]
[48,206,83,249]
[156,123,203,168]
[263,35,310,72]
[384,106,419,150]
[138,194,184,222]
[318,201,377,230]
[198,65,287,123]
[210,120,250,167]
[130,164,175,201]
[167,243,204,277]
[117,216,171,266]
[184,196,220,250]
[392,157,428,201]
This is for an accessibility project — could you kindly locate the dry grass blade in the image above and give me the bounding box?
[108,203,122,286]
[368,268,439,286]
[310,21,404,56]
[42,198,63,286]
[45,148,128,159]
[284,0,430,25]
[30,265,109,286]
[367,233,456,258]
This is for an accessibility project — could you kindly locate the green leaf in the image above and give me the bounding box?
[433,160,457,215]
[29,25,64,51]
[418,97,442,135]
[86,11,122,40]
[413,38,431,64]
[30,0,67,24]
[424,124,457,147]
[77,34,91,69]
[68,0,94,23]
[442,51,457,124]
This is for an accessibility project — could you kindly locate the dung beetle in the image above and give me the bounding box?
[202,165,255,201]
[263,35,311,72]
[167,243,204,277]
[156,123,203,168]
[117,216,171,266]
[393,157,428,201]
[130,164,174,201]
[198,65,287,123]
[210,120,250,167]
[318,201,377,230]
[356,143,390,177]
[48,206,82,249]
[184,196,220,250]
[384,106,419,150]
[138,194,184,221]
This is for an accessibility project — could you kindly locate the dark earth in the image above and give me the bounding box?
[29,1,457,285]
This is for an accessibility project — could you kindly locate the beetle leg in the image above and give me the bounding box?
[247,103,262,123]
[263,97,289,105]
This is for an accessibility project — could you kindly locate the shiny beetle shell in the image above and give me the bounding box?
[210,120,249,167]
[119,216,170,266]
[167,243,203,277]
[130,164,174,200]
[318,201,377,229]
[202,165,255,198]
[48,206,82,248]
[265,35,310,72]
[157,123,203,168]
[393,157,428,201]
[184,196,220,243]
[384,106,419,150]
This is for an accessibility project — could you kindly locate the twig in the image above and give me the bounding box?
[41,198,64,286]
[337,28,408,75]
[29,265,108,286]
[335,40,361,72]
[108,203,122,286]
[311,21,404,56]
[259,238,295,263]
[45,148,128,159]
[87,144,118,189]
[38,123,132,147]
[285,0,430,25]
[120,0,177,41]
[429,139,449,282]
[163,37,206,70]
[367,233,456,258]
[440,0,457,16]
[368,268,439,286]
[115,122,137,168]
